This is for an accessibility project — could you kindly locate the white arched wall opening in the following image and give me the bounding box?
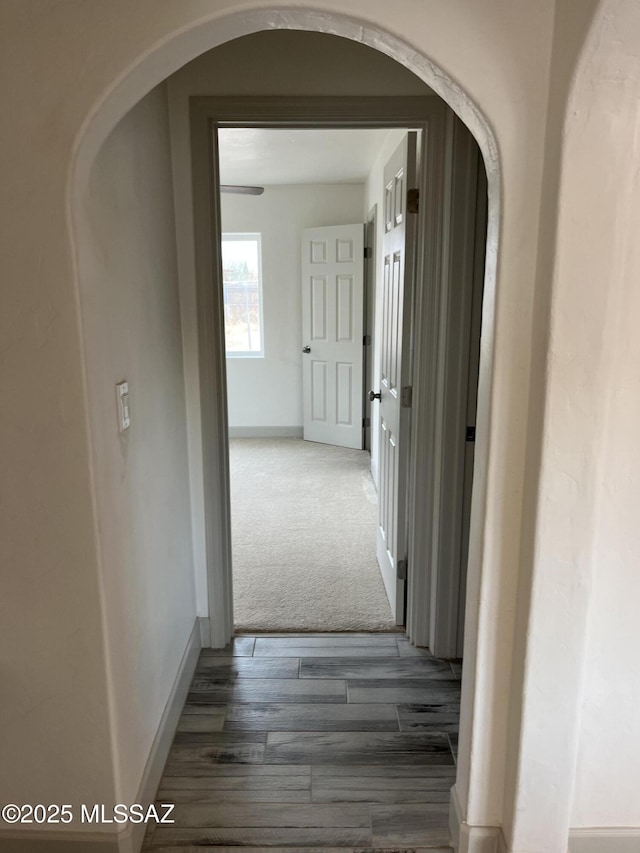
[69,5,516,851]
[506,1,640,851]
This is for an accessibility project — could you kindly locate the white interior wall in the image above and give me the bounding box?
[222,183,365,431]
[558,0,640,832]
[497,2,602,849]
[79,82,197,806]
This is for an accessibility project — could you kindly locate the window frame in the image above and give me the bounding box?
[221,231,265,358]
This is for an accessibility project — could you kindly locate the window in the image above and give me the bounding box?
[221,233,264,357]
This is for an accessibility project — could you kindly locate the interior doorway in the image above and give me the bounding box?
[71,21,501,846]
[218,126,402,632]
[191,95,487,654]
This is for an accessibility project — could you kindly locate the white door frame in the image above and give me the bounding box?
[406,111,487,656]
[189,95,480,653]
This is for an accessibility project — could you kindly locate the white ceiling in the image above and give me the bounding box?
[218,128,393,186]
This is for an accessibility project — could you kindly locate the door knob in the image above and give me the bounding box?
[302,346,311,354]
[369,390,381,401]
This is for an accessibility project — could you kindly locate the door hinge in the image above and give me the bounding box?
[407,188,420,214]
[466,426,476,442]
[364,246,372,259]
[363,334,371,346]
[400,386,413,408]
[362,417,371,428]
[397,558,408,580]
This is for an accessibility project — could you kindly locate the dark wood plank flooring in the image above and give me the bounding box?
[144,633,460,852]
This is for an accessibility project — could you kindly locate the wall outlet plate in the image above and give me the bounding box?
[116,381,130,431]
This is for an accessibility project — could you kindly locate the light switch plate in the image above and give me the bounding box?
[116,381,130,431]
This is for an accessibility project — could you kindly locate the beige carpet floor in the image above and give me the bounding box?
[229,438,397,632]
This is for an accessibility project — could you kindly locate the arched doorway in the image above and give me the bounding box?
[68,9,500,850]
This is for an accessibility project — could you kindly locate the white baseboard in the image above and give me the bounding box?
[450,787,640,853]
[198,615,211,646]
[569,827,640,852]
[123,616,201,852]
[228,426,303,439]
[0,618,201,853]
[450,785,507,853]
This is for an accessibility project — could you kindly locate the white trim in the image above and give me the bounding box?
[190,95,445,652]
[450,783,465,850]
[450,785,506,853]
[569,827,640,853]
[228,426,303,439]
[121,616,201,853]
[191,111,235,650]
[198,614,211,646]
[406,109,484,658]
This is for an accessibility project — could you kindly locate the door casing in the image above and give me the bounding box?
[189,95,482,655]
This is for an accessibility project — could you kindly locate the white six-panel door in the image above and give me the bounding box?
[301,224,364,449]
[375,133,417,624]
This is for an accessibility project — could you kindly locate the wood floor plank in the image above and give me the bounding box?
[163,741,265,771]
[145,633,457,852]
[313,786,451,805]
[370,803,451,846]
[186,678,346,705]
[165,802,371,828]
[301,656,454,680]
[146,847,450,853]
[181,703,232,715]
[224,702,399,732]
[312,764,457,779]
[157,766,313,802]
[172,731,267,746]
[254,637,399,658]
[239,631,404,638]
[264,732,454,765]
[196,656,299,679]
[254,645,401,658]
[448,733,459,758]
[176,710,226,732]
[156,788,311,803]
[311,764,455,803]
[255,635,400,645]
[450,661,462,679]
[148,827,373,847]
[158,765,311,783]
[397,703,461,732]
[347,678,462,705]
[200,637,256,656]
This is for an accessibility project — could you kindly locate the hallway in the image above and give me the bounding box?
[145,633,460,850]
